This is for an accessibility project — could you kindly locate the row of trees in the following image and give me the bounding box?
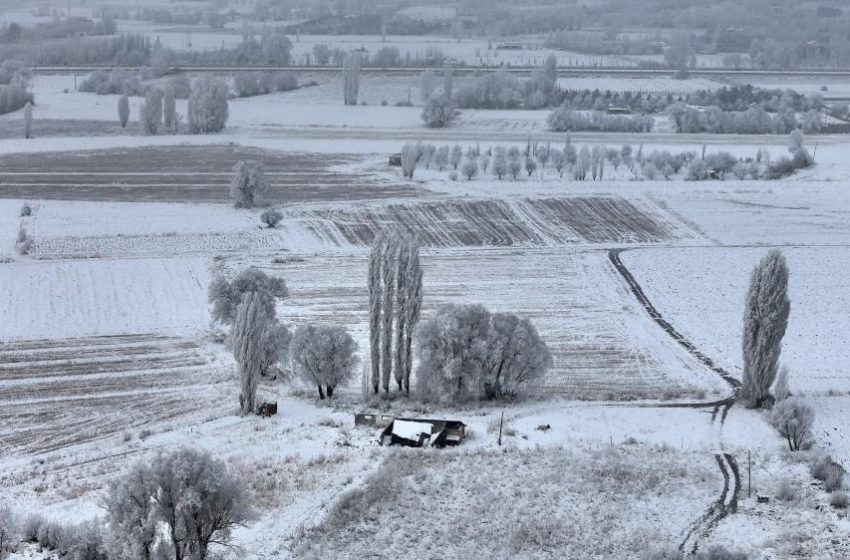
[669,103,824,135]
[368,231,422,394]
[125,78,228,135]
[547,108,654,133]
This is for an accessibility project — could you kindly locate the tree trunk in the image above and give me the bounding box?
[317,384,325,400]
[326,385,334,398]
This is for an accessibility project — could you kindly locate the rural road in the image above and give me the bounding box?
[608,247,743,553]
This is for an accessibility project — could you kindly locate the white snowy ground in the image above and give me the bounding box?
[2,82,850,557]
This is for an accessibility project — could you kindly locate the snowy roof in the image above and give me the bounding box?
[392,420,435,442]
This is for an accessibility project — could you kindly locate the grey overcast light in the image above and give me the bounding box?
[0,0,847,558]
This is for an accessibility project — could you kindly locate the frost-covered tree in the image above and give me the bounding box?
[573,146,591,180]
[482,313,552,399]
[400,142,421,179]
[395,236,422,393]
[147,448,251,560]
[368,231,422,394]
[416,305,550,402]
[769,398,814,451]
[342,52,361,106]
[774,366,791,401]
[741,250,790,408]
[434,145,449,171]
[118,94,130,128]
[421,95,458,128]
[367,234,384,393]
[260,320,291,378]
[105,462,158,560]
[508,157,522,180]
[492,150,508,179]
[420,70,435,102]
[444,61,453,98]
[208,267,287,325]
[416,304,491,403]
[290,324,358,399]
[140,87,163,135]
[260,207,283,228]
[461,158,479,181]
[233,291,268,415]
[524,156,537,177]
[379,235,398,392]
[551,148,565,178]
[449,144,463,170]
[163,87,176,132]
[24,100,32,139]
[187,78,228,134]
[230,160,269,209]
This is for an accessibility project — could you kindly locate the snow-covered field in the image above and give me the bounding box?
[3,60,850,559]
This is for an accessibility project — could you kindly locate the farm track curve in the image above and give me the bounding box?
[608,247,742,553]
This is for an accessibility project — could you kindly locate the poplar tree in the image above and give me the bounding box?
[741,249,790,408]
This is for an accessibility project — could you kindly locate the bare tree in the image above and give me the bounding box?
[232,292,268,414]
[230,160,269,209]
[290,324,358,399]
[741,249,790,408]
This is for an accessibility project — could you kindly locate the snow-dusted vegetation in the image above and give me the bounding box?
[2,0,850,558]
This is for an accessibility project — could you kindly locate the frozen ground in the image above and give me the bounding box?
[2,70,850,558]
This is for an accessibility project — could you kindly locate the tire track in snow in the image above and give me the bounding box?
[608,247,741,553]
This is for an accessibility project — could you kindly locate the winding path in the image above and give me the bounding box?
[608,247,742,553]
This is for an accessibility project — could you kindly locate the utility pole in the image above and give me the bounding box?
[497,411,503,446]
[748,450,752,499]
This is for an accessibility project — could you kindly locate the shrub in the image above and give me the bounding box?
[187,77,228,134]
[774,477,797,501]
[697,546,749,560]
[769,398,814,451]
[548,108,653,133]
[261,207,283,228]
[687,159,709,181]
[19,203,30,217]
[830,491,849,508]
[16,228,31,255]
[810,454,845,491]
[0,508,18,558]
[765,156,795,180]
[422,95,458,128]
[20,514,44,542]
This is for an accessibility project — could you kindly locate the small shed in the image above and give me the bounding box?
[389,153,402,167]
[380,418,466,448]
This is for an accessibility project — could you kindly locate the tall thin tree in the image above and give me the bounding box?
[368,232,385,393]
[380,234,398,392]
[232,291,269,415]
[741,249,790,408]
[400,237,422,393]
